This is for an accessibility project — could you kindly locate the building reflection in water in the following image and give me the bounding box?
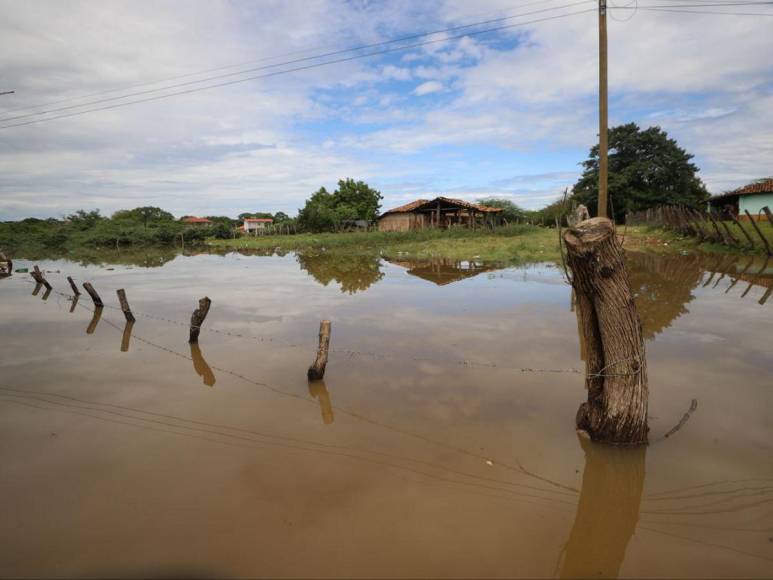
[190,343,216,387]
[560,435,646,579]
[385,257,499,286]
[308,380,334,425]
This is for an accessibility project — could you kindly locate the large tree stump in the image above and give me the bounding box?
[563,218,649,445]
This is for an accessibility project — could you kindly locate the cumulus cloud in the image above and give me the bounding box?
[413,81,444,96]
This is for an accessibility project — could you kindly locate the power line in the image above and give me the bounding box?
[0,7,595,130]
[616,3,773,10]
[0,0,578,116]
[0,1,594,125]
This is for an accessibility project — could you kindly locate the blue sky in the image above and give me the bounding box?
[1,0,771,219]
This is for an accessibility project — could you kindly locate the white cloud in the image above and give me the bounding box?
[413,81,444,96]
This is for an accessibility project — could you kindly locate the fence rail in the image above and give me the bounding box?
[626,205,773,256]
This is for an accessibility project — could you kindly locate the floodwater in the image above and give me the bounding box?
[0,248,771,578]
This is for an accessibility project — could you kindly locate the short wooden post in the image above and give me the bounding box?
[67,276,81,296]
[744,210,772,255]
[116,289,136,322]
[189,296,211,343]
[718,219,738,245]
[82,282,103,307]
[307,320,331,381]
[762,206,773,228]
[69,294,79,313]
[30,266,52,290]
[41,286,52,300]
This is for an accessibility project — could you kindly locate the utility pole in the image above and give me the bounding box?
[597,0,609,218]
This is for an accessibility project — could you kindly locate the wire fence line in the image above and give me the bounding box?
[19,269,587,376]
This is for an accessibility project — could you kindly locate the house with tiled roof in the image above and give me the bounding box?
[378,197,503,232]
[709,178,773,221]
[181,216,213,226]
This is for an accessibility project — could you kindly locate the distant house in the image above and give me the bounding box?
[378,197,503,232]
[181,216,213,226]
[244,218,273,233]
[709,178,773,220]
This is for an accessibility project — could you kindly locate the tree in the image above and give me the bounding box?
[238,212,273,221]
[478,198,526,222]
[112,206,174,228]
[297,179,383,232]
[573,123,709,222]
[273,211,290,223]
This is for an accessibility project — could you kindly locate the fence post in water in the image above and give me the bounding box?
[744,210,772,255]
[189,297,211,343]
[563,218,648,445]
[82,282,103,307]
[307,320,331,381]
[729,213,756,249]
[116,289,136,322]
[30,266,53,290]
[67,276,81,296]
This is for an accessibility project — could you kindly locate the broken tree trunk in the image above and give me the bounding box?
[307,320,331,381]
[189,297,211,343]
[563,217,649,446]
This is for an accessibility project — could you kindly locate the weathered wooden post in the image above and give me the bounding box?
[729,213,755,248]
[67,276,81,296]
[762,206,773,228]
[116,289,136,322]
[30,266,52,290]
[744,210,772,255]
[69,295,79,313]
[189,297,211,343]
[307,320,331,381]
[563,218,648,445]
[82,282,103,307]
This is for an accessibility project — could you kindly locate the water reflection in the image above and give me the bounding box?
[190,343,216,387]
[296,252,383,294]
[560,436,646,579]
[120,321,134,353]
[385,257,500,286]
[69,295,79,314]
[85,306,103,334]
[31,282,42,296]
[308,380,334,425]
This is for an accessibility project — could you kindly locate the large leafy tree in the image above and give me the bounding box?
[112,206,174,228]
[573,123,709,222]
[298,179,383,232]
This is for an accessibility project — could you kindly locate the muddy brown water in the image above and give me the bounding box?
[1,249,771,578]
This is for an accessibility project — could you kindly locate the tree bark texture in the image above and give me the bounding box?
[82,282,103,307]
[189,297,211,344]
[563,217,649,445]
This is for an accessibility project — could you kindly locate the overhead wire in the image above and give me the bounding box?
[0,0,589,117]
[0,5,596,130]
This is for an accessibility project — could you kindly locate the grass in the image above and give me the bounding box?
[207,224,562,263]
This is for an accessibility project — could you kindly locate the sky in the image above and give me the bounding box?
[0,0,772,220]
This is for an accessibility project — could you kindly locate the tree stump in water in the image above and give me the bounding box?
[563,217,649,445]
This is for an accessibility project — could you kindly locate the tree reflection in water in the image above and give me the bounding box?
[560,436,646,579]
[297,252,384,294]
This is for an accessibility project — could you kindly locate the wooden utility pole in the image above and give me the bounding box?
[597,0,609,218]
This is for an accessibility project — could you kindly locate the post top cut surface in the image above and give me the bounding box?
[564,217,615,249]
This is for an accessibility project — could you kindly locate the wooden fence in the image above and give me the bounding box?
[626,205,773,256]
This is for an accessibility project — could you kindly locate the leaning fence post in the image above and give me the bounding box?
[67,276,81,296]
[115,289,136,322]
[744,210,772,255]
[30,266,52,290]
[729,212,755,249]
[762,206,773,229]
[189,297,211,343]
[307,320,331,381]
[82,282,104,307]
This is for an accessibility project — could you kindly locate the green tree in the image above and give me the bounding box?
[238,211,273,221]
[573,123,709,222]
[112,206,174,228]
[273,211,290,223]
[67,209,104,230]
[297,179,383,232]
[478,198,526,222]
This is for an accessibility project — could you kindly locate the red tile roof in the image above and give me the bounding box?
[712,178,773,200]
[182,216,212,223]
[381,196,503,216]
[244,218,273,223]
